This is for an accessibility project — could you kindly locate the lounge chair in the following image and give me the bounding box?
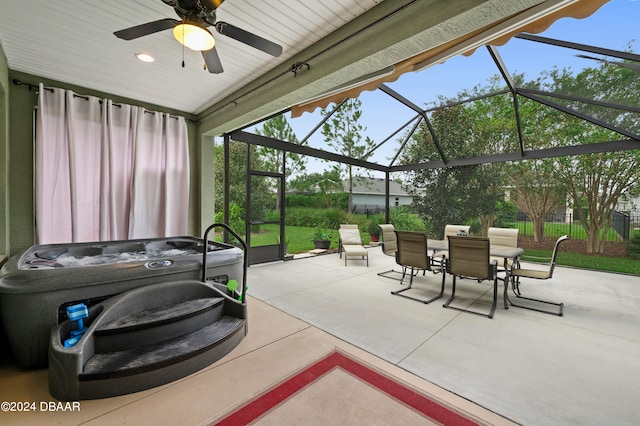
[338,225,368,266]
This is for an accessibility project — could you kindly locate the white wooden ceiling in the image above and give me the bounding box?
[0,0,384,114]
[2,0,607,132]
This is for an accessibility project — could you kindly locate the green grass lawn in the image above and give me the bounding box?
[249,224,374,253]
[521,249,640,275]
[247,224,638,275]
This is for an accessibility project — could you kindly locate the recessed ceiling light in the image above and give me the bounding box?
[135,53,154,63]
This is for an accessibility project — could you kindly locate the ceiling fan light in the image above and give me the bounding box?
[173,23,215,51]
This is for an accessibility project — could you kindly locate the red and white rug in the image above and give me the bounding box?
[212,349,480,425]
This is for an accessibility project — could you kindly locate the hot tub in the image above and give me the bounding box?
[0,236,244,368]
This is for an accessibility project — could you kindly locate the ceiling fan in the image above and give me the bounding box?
[114,0,282,74]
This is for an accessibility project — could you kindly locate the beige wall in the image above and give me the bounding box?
[3,70,203,257]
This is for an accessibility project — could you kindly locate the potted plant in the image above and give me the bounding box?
[276,235,291,253]
[366,218,381,242]
[312,221,331,250]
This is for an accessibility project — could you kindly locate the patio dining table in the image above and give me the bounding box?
[427,239,524,310]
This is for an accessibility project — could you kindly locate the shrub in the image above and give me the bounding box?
[493,200,518,227]
[284,207,323,227]
[214,203,246,237]
[390,206,426,232]
[624,231,640,259]
[286,193,349,209]
[322,208,348,229]
[284,206,348,229]
[264,209,280,221]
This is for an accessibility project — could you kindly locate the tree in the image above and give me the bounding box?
[497,83,571,242]
[418,59,640,251]
[255,115,306,209]
[455,74,554,235]
[400,103,504,238]
[213,140,272,235]
[534,60,640,253]
[506,159,564,242]
[288,170,342,194]
[321,99,376,214]
[466,64,640,248]
[557,144,640,253]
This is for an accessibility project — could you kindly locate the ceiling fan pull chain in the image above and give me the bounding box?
[181,25,185,68]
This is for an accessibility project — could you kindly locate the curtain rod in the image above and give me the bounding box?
[12,79,200,125]
[12,79,54,92]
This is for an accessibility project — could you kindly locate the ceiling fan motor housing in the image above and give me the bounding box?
[166,0,220,26]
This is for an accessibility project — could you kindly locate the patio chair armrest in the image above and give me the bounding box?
[520,255,552,263]
[490,260,498,278]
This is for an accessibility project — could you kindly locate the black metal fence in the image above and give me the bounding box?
[516,211,640,241]
[350,205,640,241]
[352,204,384,216]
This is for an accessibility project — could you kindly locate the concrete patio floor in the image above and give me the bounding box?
[247,246,640,425]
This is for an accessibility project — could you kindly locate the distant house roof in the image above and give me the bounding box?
[342,177,411,197]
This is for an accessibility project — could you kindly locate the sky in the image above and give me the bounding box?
[240,0,639,177]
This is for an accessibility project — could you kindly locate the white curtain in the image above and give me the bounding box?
[35,84,190,244]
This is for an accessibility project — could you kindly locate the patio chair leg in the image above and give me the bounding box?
[443,275,497,319]
[394,267,417,281]
[489,277,498,318]
[391,267,444,304]
[377,268,405,280]
[510,262,523,295]
[507,276,563,316]
[443,275,457,308]
[509,290,564,316]
[512,275,522,296]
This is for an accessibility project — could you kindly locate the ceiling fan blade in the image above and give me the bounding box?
[203,48,224,73]
[114,18,178,40]
[215,22,282,57]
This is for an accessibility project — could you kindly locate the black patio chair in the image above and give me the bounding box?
[443,236,498,319]
[508,235,569,316]
[377,224,403,280]
[391,231,446,304]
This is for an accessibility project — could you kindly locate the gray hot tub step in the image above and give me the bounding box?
[96,297,224,333]
[58,316,247,401]
[82,315,245,379]
[49,280,248,401]
[93,297,226,354]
